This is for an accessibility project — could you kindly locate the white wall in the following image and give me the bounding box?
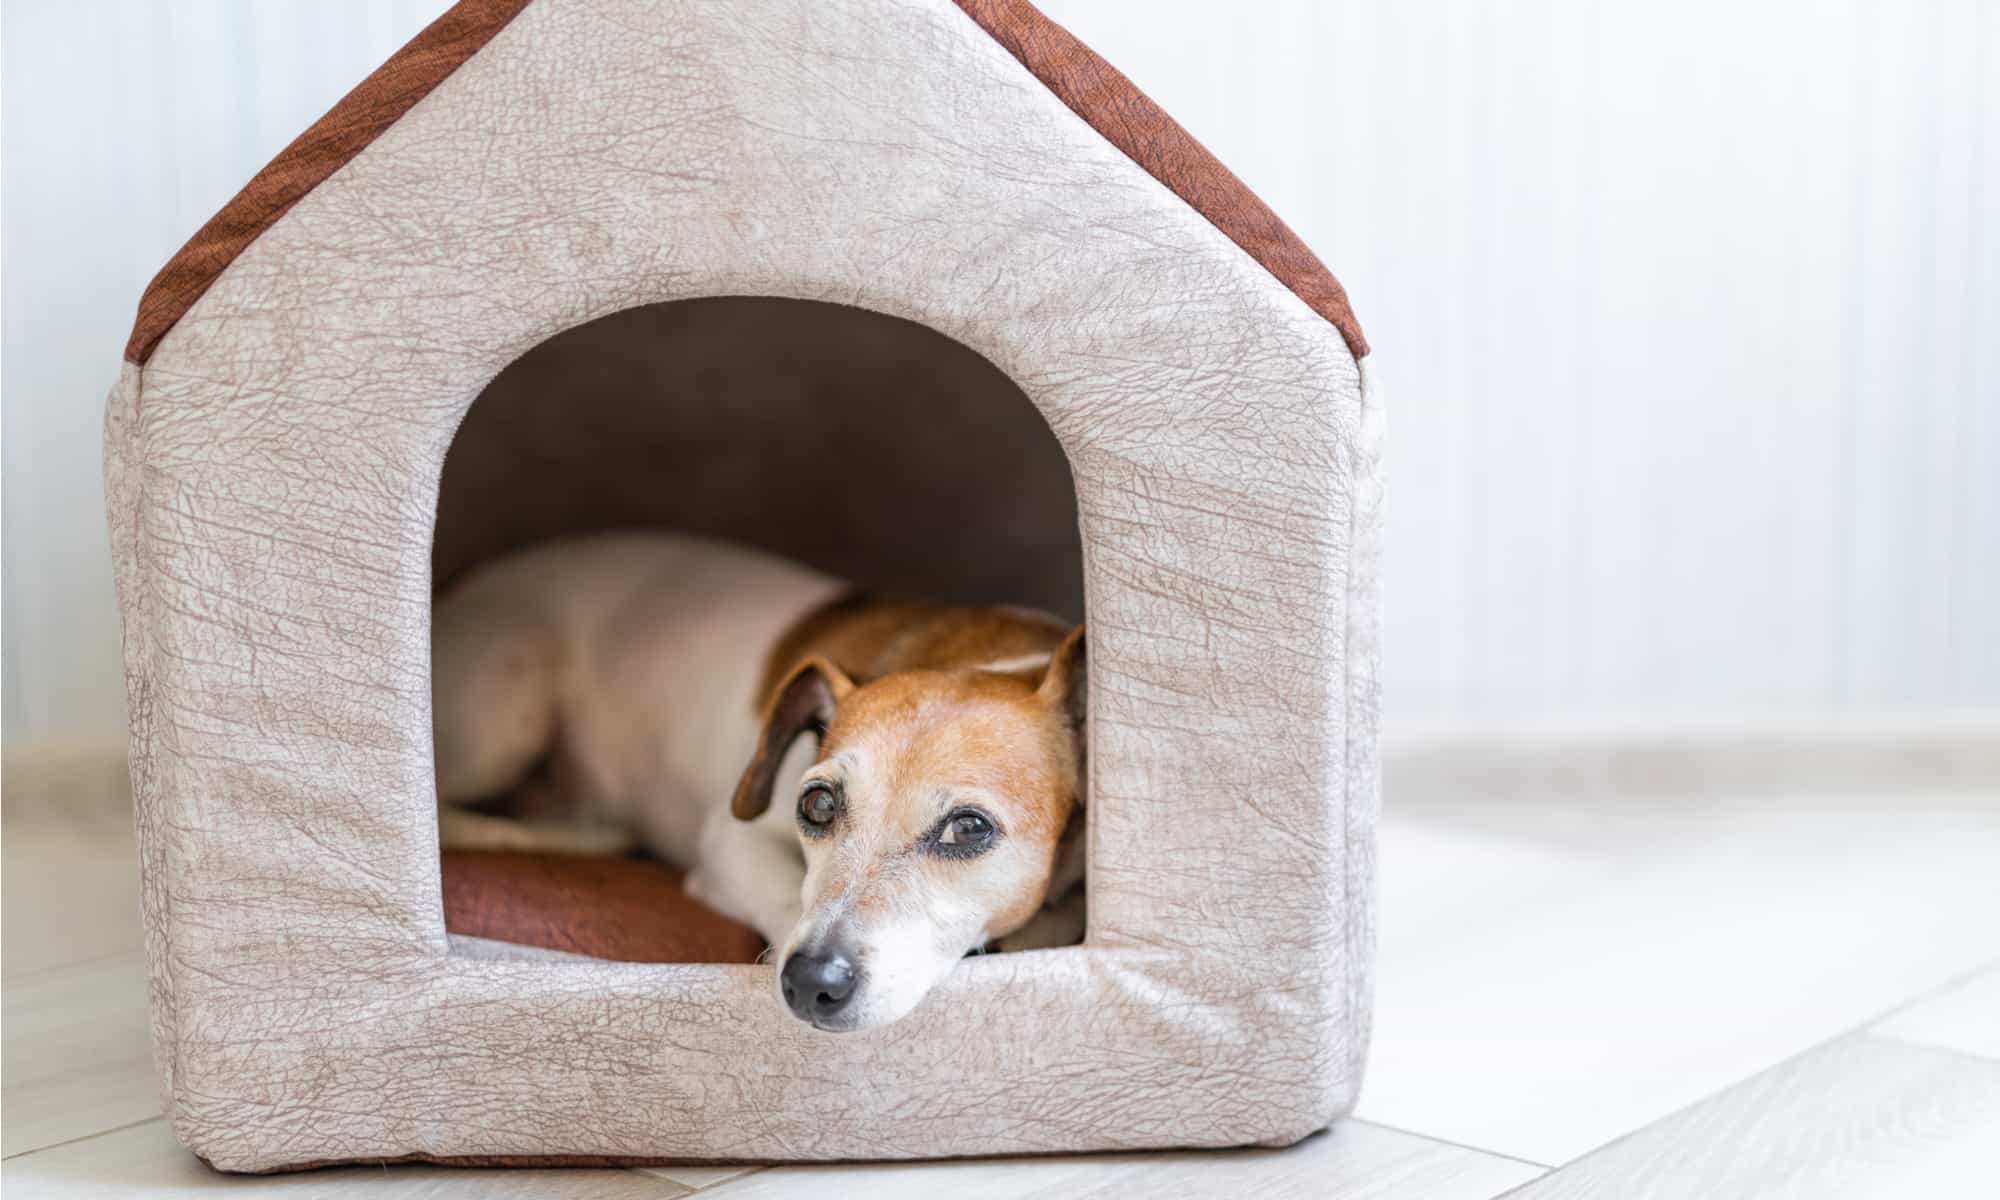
[2,0,458,740]
[4,0,1995,742]
[1040,0,2000,720]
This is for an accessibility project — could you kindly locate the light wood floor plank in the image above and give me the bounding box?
[1509,1035,2000,1199]
[636,1164,762,1191]
[698,1121,1543,1200]
[2,950,158,1157]
[1870,964,2000,1061]
[3,828,143,978]
[0,1118,695,1198]
[8,770,1993,1192]
[1359,789,2000,1162]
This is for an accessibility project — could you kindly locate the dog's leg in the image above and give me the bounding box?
[433,611,637,855]
[686,814,805,948]
[432,605,561,807]
[436,805,639,855]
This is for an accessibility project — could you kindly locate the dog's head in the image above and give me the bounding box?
[730,626,1086,1031]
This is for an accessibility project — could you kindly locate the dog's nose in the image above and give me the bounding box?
[780,948,859,1024]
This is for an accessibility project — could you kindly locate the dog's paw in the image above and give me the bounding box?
[684,867,719,910]
[438,805,636,856]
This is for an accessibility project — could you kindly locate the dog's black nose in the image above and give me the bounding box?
[780,948,858,1024]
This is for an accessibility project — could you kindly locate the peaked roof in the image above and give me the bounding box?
[125,0,1365,366]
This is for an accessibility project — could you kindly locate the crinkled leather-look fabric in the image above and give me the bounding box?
[435,297,1088,618]
[124,0,1366,368]
[107,0,1378,1172]
[123,0,532,365]
[953,0,1368,359]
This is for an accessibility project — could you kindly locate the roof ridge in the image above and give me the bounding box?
[953,0,1366,359]
[125,0,1364,366]
[124,0,532,365]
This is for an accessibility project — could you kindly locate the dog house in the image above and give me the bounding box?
[105,0,1381,1173]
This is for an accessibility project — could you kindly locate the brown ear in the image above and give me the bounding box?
[1036,625,1087,731]
[731,656,854,821]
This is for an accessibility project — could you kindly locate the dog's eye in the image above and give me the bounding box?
[932,809,998,857]
[798,783,841,833]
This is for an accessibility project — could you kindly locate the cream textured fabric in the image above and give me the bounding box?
[106,0,1378,1171]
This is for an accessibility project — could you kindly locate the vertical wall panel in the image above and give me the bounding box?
[1043,0,1998,722]
[0,0,456,739]
[1953,0,2000,707]
[2,0,1994,738]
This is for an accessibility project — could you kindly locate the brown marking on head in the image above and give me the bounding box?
[815,668,1077,926]
[755,592,1071,702]
[747,621,1088,1031]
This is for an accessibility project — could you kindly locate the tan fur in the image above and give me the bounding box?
[434,534,1084,1033]
[812,668,1077,932]
[738,598,1088,1030]
[757,592,1070,699]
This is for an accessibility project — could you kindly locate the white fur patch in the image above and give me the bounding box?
[976,652,1052,675]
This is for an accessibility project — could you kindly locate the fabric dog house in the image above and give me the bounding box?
[106,0,1381,1172]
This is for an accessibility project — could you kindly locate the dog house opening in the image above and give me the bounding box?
[432,297,1087,992]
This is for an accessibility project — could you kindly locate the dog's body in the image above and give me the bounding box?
[432,531,845,937]
[433,531,1086,1029]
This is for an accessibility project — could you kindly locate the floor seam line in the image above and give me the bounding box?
[1,944,145,987]
[1860,1029,2000,1067]
[1346,1117,1553,1171]
[2,1114,163,1161]
[1857,957,2000,1029]
[1485,975,2000,1191]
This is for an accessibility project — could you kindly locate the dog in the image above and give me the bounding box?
[432,531,1087,1031]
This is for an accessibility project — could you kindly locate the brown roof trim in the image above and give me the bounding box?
[953,0,1367,360]
[123,0,533,365]
[128,0,1366,367]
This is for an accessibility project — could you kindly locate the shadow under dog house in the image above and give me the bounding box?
[107,0,1381,1172]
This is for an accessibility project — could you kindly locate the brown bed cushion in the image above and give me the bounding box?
[440,850,765,964]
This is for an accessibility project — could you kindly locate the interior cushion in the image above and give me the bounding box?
[440,850,765,964]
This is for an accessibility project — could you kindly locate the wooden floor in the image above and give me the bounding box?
[5,754,1998,1197]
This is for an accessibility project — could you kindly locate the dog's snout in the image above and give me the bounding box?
[780,948,859,1025]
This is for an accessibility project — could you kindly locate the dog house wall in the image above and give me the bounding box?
[106,0,1378,1170]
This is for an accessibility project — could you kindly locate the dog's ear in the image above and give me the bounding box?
[1035,624,1087,731]
[732,655,854,821]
